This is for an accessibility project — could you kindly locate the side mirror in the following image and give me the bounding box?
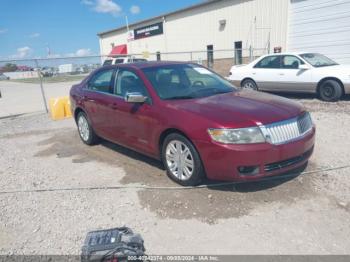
[299,64,310,70]
[125,92,147,103]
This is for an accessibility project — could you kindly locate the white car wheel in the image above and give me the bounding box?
[241,79,258,90]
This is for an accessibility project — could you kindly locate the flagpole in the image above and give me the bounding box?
[125,15,132,56]
[46,43,51,57]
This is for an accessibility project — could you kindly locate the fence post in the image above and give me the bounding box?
[249,46,253,62]
[190,52,193,62]
[34,59,49,113]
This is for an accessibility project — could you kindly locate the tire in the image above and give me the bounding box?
[76,111,99,145]
[241,79,258,90]
[162,133,204,186]
[318,80,343,102]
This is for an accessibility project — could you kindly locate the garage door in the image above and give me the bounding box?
[288,0,350,64]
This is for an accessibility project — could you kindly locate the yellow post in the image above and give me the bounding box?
[63,97,72,118]
[49,96,72,120]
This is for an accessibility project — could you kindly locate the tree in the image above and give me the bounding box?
[3,63,18,72]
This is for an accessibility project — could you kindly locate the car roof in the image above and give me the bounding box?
[103,61,197,70]
[263,51,318,57]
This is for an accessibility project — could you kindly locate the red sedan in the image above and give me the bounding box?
[70,62,315,186]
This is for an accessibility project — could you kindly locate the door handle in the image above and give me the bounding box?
[279,73,285,76]
[109,103,118,110]
[82,96,95,102]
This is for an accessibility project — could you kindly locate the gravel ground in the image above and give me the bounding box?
[0,95,350,255]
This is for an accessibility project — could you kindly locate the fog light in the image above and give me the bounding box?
[238,166,259,175]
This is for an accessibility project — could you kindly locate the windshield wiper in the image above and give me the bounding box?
[164,95,195,100]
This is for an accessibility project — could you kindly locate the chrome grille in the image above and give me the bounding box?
[260,112,313,145]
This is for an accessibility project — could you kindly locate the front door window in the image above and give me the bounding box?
[114,69,148,97]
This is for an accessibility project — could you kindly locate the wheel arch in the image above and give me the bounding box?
[317,77,344,95]
[240,77,257,87]
[158,128,192,156]
[74,107,85,123]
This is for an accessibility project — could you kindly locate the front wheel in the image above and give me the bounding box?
[77,112,99,145]
[241,79,258,90]
[318,80,343,102]
[162,133,204,186]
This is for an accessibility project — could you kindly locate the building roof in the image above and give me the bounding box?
[97,0,223,37]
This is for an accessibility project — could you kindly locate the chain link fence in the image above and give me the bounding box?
[0,48,267,118]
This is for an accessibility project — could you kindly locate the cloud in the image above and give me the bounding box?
[94,0,122,16]
[0,28,8,34]
[130,5,140,15]
[82,0,122,16]
[65,48,93,57]
[75,48,92,56]
[30,33,40,38]
[11,46,33,59]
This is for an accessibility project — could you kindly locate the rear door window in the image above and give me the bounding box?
[254,56,281,69]
[114,59,125,64]
[103,60,113,66]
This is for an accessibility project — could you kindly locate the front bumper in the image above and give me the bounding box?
[343,83,350,94]
[194,127,315,181]
[228,79,241,88]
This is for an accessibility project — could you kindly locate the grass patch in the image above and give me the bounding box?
[11,74,86,84]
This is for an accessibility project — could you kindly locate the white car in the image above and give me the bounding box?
[103,56,147,66]
[228,52,350,101]
[0,73,10,80]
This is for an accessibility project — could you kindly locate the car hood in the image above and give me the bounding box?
[168,90,304,128]
[314,64,350,72]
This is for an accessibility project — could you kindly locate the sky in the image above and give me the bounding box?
[0,0,203,61]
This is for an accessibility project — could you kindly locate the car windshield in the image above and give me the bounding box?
[300,53,338,67]
[142,64,235,100]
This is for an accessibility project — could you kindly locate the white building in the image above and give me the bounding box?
[97,0,350,70]
[288,0,350,64]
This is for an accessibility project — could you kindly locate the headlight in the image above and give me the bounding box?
[208,127,265,144]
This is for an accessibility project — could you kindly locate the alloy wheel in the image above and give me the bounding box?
[243,81,257,90]
[322,85,335,99]
[165,140,194,181]
[78,115,90,142]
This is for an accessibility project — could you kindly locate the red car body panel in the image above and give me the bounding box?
[194,129,315,181]
[70,62,315,181]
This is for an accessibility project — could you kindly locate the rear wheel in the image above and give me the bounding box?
[77,112,99,145]
[241,79,258,90]
[162,133,204,186]
[318,80,343,102]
